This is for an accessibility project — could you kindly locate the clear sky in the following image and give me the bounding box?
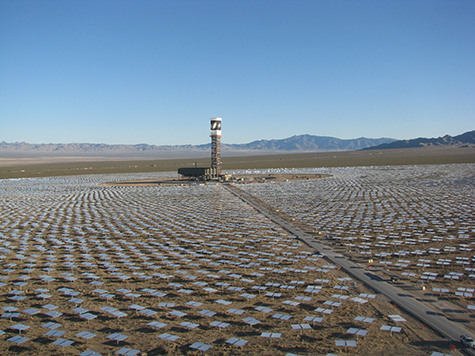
[1,0,474,145]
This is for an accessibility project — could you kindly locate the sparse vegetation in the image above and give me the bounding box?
[1,146,474,180]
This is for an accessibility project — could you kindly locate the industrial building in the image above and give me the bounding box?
[177,167,218,180]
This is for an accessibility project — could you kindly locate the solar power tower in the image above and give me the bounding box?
[210,117,222,178]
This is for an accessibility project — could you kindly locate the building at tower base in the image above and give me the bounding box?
[177,167,218,180]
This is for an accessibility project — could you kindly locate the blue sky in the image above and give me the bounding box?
[1,0,474,145]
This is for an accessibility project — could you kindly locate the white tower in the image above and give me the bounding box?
[210,117,222,177]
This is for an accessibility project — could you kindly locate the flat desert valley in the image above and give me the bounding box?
[0,148,474,355]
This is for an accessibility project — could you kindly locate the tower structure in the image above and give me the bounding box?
[210,117,222,178]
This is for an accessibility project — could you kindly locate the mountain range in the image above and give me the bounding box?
[1,131,473,158]
[0,135,394,158]
[365,130,475,150]
[220,135,395,151]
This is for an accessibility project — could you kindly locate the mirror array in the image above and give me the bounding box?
[240,165,474,296]
[0,167,468,355]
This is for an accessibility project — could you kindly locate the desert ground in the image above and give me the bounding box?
[0,147,473,355]
[0,145,474,180]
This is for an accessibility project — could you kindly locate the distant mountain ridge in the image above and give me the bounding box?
[364,130,475,150]
[220,135,394,151]
[0,135,395,157]
[0,141,199,154]
[2,131,472,157]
